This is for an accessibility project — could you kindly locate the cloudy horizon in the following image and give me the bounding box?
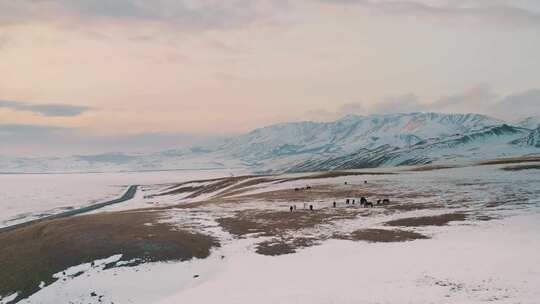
[1,0,539,156]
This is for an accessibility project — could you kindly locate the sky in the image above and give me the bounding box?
[1,0,539,156]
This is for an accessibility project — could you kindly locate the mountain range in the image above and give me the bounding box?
[1,112,539,173]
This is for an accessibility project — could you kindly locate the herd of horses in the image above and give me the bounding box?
[290,182,390,212]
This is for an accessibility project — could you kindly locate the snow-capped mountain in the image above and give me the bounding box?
[1,112,539,173]
[288,124,534,172]
[218,112,503,162]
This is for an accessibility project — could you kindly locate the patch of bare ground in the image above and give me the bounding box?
[231,185,389,204]
[151,182,432,214]
[384,213,467,227]
[213,177,279,198]
[408,165,457,172]
[154,175,260,198]
[385,202,441,212]
[154,177,226,195]
[477,155,540,166]
[474,215,497,221]
[334,229,429,243]
[501,164,540,171]
[255,237,319,256]
[0,210,218,303]
[485,196,530,208]
[277,171,395,184]
[217,208,366,238]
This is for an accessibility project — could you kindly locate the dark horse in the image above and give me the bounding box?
[360,197,368,205]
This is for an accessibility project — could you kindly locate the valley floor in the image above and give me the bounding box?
[1,160,539,303]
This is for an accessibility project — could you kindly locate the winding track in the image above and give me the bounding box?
[0,185,138,234]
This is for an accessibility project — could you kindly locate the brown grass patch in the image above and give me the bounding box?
[255,237,318,256]
[334,229,429,242]
[277,171,395,184]
[154,175,259,198]
[501,164,540,171]
[477,155,540,166]
[217,208,365,238]
[233,185,386,204]
[385,202,441,212]
[214,177,279,198]
[384,213,467,227]
[0,210,218,302]
[408,165,457,172]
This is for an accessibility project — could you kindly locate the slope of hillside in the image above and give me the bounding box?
[285,124,536,172]
[525,127,540,147]
[528,128,540,147]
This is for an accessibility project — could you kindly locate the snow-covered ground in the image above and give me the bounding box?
[2,163,540,303]
[0,169,244,228]
[17,213,540,304]
[159,213,540,304]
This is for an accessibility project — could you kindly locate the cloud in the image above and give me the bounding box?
[0,99,92,117]
[0,0,289,30]
[305,85,540,122]
[304,102,367,121]
[370,93,424,114]
[0,124,70,137]
[0,123,220,156]
[318,0,540,27]
[490,89,540,120]
[360,85,500,116]
[3,0,537,30]
[339,102,366,115]
[0,34,10,49]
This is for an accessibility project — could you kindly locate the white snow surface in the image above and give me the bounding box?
[12,163,540,304]
[20,213,540,304]
[159,214,540,304]
[0,169,245,228]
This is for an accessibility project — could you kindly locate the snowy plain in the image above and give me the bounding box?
[0,169,244,228]
[2,163,540,304]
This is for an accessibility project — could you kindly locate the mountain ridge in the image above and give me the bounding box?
[1,112,539,173]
